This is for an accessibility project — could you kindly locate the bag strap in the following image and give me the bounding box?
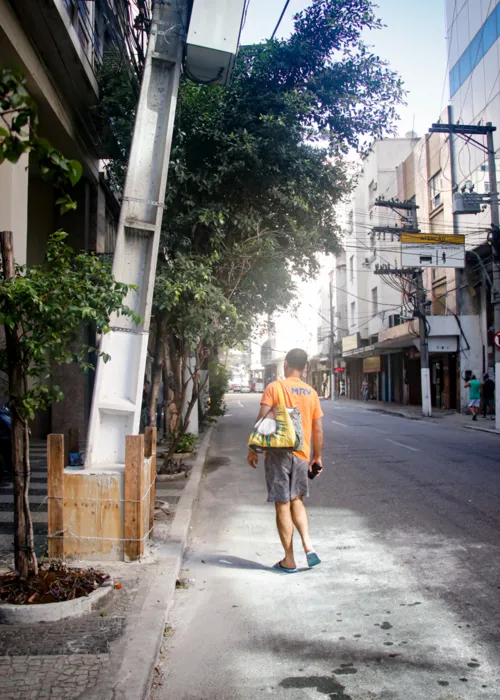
[276,381,286,407]
[277,380,297,409]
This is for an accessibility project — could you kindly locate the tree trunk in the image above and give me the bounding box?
[148,315,167,427]
[0,231,37,578]
[166,334,183,436]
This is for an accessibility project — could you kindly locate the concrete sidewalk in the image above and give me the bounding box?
[332,397,499,435]
[0,428,212,700]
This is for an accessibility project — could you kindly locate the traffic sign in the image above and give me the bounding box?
[494,331,500,350]
[401,233,465,269]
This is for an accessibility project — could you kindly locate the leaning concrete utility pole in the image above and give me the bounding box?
[86,0,248,467]
[86,0,189,467]
[486,124,500,431]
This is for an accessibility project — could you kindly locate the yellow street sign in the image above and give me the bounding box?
[400,233,465,245]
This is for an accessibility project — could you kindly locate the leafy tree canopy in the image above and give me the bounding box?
[161,0,404,292]
[0,68,82,213]
[0,232,139,420]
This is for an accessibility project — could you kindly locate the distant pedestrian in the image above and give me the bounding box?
[482,373,495,420]
[465,374,481,421]
[361,377,369,401]
[248,348,323,572]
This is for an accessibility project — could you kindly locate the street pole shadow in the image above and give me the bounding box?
[203,555,312,574]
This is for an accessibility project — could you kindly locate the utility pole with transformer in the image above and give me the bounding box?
[429,122,500,431]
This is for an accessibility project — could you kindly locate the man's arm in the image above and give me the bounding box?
[311,417,323,471]
[247,403,272,468]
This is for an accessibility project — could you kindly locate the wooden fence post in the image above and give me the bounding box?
[144,427,157,538]
[124,434,145,560]
[47,434,65,558]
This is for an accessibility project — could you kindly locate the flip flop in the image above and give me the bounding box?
[273,561,297,573]
[306,551,321,568]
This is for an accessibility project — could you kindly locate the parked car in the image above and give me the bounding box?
[240,385,251,393]
[231,384,242,393]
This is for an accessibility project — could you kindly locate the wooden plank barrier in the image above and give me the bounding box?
[47,434,65,558]
[124,434,145,561]
[144,426,157,538]
[47,431,156,561]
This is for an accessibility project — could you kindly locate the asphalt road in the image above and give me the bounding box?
[153,394,500,700]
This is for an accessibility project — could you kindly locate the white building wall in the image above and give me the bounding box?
[447,0,500,247]
[344,138,415,341]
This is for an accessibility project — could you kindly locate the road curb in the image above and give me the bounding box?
[90,426,214,700]
[463,423,500,435]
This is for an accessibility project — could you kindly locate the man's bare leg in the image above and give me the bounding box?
[290,496,313,553]
[275,501,296,569]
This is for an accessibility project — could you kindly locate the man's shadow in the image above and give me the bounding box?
[203,555,310,573]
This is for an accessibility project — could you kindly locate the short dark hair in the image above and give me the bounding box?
[484,373,489,380]
[285,348,308,371]
[471,374,476,380]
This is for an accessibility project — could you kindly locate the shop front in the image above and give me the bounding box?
[363,356,382,400]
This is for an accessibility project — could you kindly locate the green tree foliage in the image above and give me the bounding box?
[162,0,405,298]
[0,68,82,213]
[92,51,139,192]
[207,361,230,418]
[0,232,139,420]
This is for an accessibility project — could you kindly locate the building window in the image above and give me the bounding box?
[429,171,442,210]
[449,3,500,96]
[349,255,354,281]
[371,287,378,315]
[350,301,356,326]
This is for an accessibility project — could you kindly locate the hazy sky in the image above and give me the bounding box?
[241,0,448,138]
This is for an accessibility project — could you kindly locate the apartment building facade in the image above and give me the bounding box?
[0,0,144,436]
[446,0,500,398]
[328,137,416,402]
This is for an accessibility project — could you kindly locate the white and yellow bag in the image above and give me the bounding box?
[248,382,303,453]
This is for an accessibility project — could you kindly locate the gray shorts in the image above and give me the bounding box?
[264,452,309,503]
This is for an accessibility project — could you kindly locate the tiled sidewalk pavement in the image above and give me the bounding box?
[0,442,190,700]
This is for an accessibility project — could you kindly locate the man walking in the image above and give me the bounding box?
[247,348,323,572]
[465,374,481,421]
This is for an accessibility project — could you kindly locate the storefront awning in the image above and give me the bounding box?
[342,317,460,360]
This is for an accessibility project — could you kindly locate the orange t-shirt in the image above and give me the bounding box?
[261,378,323,462]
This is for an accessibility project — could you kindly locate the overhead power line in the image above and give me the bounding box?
[271,0,291,40]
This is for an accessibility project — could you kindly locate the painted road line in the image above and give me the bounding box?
[332,420,349,428]
[386,438,420,452]
[238,401,244,408]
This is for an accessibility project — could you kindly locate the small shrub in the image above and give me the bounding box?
[173,432,198,454]
[208,361,230,417]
